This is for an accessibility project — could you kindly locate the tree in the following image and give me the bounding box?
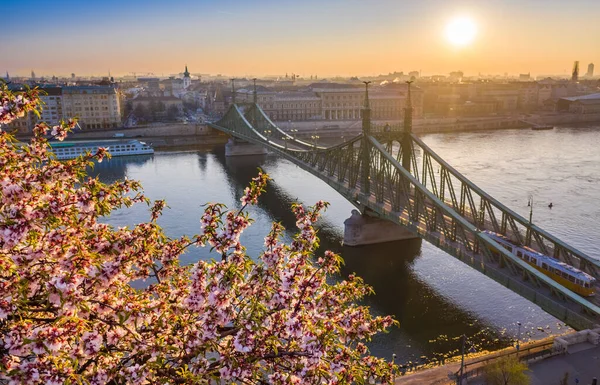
[483,355,530,385]
[149,99,160,120]
[133,103,149,122]
[167,104,179,121]
[558,372,569,385]
[0,84,396,384]
[124,101,133,117]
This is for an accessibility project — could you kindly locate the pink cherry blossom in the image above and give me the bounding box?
[0,85,397,384]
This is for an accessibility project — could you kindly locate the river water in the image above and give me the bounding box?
[90,125,600,365]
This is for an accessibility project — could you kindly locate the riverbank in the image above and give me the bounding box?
[395,328,600,385]
[15,112,600,147]
[16,122,229,150]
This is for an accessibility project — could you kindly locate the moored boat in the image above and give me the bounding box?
[531,125,554,131]
[50,139,154,160]
[483,230,595,296]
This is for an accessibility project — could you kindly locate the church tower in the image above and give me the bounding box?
[183,65,191,89]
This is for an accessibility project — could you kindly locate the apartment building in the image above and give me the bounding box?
[38,86,63,126]
[2,85,63,133]
[233,83,422,122]
[62,85,121,129]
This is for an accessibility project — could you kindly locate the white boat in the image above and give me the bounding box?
[50,139,154,160]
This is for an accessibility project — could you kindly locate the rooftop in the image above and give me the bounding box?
[559,92,600,102]
[63,85,117,94]
[133,96,181,102]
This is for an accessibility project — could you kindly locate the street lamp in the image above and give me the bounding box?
[263,129,272,141]
[516,322,522,352]
[311,134,320,148]
[282,135,288,149]
[458,334,466,385]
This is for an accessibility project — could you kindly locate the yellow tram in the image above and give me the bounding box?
[484,231,596,297]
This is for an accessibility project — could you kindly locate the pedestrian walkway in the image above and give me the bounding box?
[394,363,459,385]
[527,344,600,385]
[395,328,600,384]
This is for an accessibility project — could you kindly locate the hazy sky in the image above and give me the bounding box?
[3,0,599,78]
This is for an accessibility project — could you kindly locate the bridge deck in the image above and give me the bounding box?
[209,103,600,329]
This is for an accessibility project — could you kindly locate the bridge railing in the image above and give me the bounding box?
[404,133,600,280]
[366,136,600,326]
[209,103,600,326]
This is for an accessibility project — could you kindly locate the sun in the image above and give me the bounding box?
[445,16,477,46]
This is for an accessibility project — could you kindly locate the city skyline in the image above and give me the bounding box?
[3,0,600,77]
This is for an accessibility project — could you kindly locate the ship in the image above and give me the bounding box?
[483,230,595,296]
[531,125,554,131]
[50,139,154,160]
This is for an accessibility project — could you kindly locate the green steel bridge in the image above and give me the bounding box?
[209,84,600,330]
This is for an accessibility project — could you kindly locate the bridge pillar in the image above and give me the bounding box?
[343,209,419,246]
[224,138,268,157]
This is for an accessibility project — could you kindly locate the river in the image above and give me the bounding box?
[90,125,600,365]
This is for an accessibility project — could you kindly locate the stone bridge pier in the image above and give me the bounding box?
[225,137,268,157]
[343,209,419,246]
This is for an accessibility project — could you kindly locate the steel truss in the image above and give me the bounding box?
[209,103,600,329]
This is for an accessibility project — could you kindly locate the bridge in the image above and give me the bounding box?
[209,82,600,330]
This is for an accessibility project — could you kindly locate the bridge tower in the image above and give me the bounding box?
[343,80,419,246]
[402,81,413,172]
[360,81,372,195]
[230,78,236,104]
[224,77,267,157]
[252,78,258,105]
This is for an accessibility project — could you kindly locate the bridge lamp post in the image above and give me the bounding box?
[290,128,298,139]
[516,322,522,352]
[263,129,272,141]
[311,134,320,148]
[458,334,466,385]
[456,335,477,385]
[282,135,288,149]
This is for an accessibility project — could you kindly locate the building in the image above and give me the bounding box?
[273,92,321,121]
[3,117,32,133]
[62,85,121,129]
[317,84,423,121]
[131,96,183,113]
[572,61,579,82]
[231,83,423,122]
[556,93,600,114]
[587,63,594,78]
[316,88,365,120]
[212,86,226,116]
[479,86,519,111]
[137,77,160,93]
[516,82,539,110]
[3,85,63,133]
[161,76,185,97]
[37,86,63,126]
[519,73,531,81]
[183,65,191,89]
[236,89,321,121]
[537,84,553,106]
